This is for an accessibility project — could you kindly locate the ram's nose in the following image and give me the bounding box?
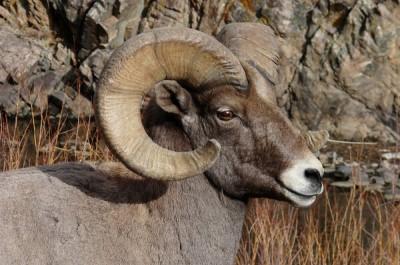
[304,168,324,194]
[305,168,322,182]
[279,155,324,197]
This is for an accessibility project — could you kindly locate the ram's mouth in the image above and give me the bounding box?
[277,182,322,208]
[282,187,316,207]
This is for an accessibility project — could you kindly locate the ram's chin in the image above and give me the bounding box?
[282,188,317,208]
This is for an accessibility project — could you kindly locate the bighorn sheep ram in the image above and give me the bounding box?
[0,23,328,265]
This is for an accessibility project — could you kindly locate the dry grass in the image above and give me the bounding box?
[0,110,113,171]
[237,190,399,265]
[1,110,399,265]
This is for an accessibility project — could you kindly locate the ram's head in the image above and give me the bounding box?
[96,23,327,207]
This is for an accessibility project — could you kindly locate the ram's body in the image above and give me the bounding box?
[0,97,246,265]
[0,162,244,265]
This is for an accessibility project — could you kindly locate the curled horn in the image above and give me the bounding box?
[96,27,248,181]
[217,23,280,81]
[217,23,281,102]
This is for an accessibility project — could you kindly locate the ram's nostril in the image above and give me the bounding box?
[304,168,322,182]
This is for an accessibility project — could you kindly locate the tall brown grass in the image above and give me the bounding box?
[0,109,113,171]
[237,190,399,265]
[1,109,399,265]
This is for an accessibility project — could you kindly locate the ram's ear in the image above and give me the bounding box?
[304,130,329,152]
[154,80,193,116]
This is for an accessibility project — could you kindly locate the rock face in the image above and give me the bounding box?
[0,26,69,117]
[288,0,400,143]
[0,0,399,142]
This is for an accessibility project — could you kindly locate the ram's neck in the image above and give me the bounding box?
[141,102,247,264]
[143,172,246,264]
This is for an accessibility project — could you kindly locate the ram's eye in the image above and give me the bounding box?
[217,109,235,121]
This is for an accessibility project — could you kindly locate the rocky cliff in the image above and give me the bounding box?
[0,0,399,142]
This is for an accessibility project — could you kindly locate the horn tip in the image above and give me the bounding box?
[202,139,221,171]
[208,139,221,153]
